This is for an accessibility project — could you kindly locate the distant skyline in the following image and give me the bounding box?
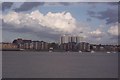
[1,2,119,45]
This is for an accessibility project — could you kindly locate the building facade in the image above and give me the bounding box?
[77,42,90,52]
[60,35,81,44]
[2,42,18,50]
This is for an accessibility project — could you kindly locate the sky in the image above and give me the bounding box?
[1,2,119,45]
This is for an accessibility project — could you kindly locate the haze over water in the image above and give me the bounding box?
[2,51,118,78]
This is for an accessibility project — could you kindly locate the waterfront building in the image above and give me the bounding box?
[59,42,77,51]
[13,38,24,48]
[13,38,32,49]
[59,43,68,51]
[40,41,49,51]
[71,36,76,43]
[76,36,80,43]
[77,42,90,52]
[2,42,18,50]
[68,36,71,43]
[60,35,81,44]
[10,38,119,52]
[23,40,32,49]
[60,35,69,44]
[31,41,41,50]
[67,42,77,51]
[13,38,49,51]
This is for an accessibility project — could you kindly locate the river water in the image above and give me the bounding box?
[2,51,118,78]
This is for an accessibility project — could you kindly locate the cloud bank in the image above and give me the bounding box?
[90,29,104,38]
[3,10,78,34]
[3,10,93,42]
[108,23,119,36]
[3,10,119,44]
[2,2,119,44]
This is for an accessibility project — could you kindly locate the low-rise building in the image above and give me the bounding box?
[31,41,41,50]
[77,42,90,52]
[40,41,49,51]
[2,42,18,50]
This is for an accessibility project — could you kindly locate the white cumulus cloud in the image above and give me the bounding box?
[3,10,77,34]
[90,29,104,38]
[108,23,119,36]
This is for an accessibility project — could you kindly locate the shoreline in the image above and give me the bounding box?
[1,50,119,53]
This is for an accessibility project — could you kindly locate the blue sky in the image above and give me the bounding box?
[2,2,119,44]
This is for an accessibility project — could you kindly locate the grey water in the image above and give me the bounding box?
[2,51,118,78]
